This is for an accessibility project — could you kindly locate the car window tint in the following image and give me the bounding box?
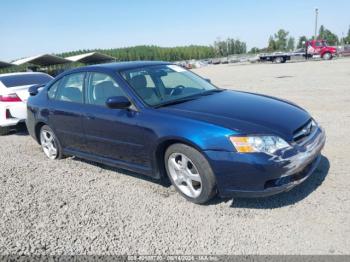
[86,73,125,107]
[47,80,61,99]
[161,71,198,89]
[128,71,155,88]
[0,74,53,88]
[56,73,84,103]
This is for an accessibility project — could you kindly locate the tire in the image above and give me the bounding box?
[39,125,63,160]
[274,57,286,63]
[323,52,332,60]
[164,143,216,204]
[0,126,11,136]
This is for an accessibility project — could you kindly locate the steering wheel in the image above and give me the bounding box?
[169,85,185,96]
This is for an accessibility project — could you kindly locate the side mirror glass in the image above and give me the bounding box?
[106,96,131,109]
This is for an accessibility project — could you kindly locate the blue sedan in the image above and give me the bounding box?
[26,61,326,204]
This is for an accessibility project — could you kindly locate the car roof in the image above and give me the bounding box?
[68,61,172,73]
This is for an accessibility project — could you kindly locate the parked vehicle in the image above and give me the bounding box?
[338,45,350,57]
[259,40,337,63]
[26,62,326,204]
[0,72,53,135]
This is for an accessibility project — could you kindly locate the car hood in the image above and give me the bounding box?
[159,90,311,141]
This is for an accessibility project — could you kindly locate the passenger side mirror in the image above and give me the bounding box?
[106,96,131,109]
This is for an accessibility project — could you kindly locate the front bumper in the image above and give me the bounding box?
[205,127,326,198]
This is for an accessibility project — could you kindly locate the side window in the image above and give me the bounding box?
[56,73,84,103]
[47,80,61,99]
[86,73,126,107]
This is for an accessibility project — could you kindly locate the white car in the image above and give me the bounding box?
[0,72,53,135]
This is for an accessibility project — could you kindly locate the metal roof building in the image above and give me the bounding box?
[66,52,115,64]
[12,54,71,66]
[0,60,14,69]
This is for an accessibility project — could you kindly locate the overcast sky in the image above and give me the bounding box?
[1,0,349,61]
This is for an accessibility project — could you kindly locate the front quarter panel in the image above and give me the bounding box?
[137,109,237,177]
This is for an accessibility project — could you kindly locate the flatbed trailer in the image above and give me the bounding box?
[259,53,295,63]
[258,40,337,63]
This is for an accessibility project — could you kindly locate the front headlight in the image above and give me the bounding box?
[230,136,290,154]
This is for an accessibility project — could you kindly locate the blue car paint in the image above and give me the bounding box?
[26,61,325,198]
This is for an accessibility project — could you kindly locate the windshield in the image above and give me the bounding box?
[120,64,217,107]
[0,73,53,88]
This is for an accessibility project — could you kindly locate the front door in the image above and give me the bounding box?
[82,72,148,169]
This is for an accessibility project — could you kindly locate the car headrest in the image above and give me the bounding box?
[61,87,81,102]
[130,75,147,90]
[94,81,116,100]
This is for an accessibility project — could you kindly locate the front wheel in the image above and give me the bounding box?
[40,125,63,160]
[323,52,332,60]
[165,143,216,204]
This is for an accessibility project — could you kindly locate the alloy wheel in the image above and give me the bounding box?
[167,153,202,198]
[40,129,58,159]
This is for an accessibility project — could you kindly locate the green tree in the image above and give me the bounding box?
[318,25,339,45]
[266,29,291,51]
[297,36,308,48]
[274,29,289,51]
[287,37,295,51]
[213,38,247,56]
[249,47,260,54]
[267,36,276,51]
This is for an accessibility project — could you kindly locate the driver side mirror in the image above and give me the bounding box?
[106,96,131,109]
[29,84,44,96]
[204,78,211,83]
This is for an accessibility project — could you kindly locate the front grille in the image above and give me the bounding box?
[293,119,317,144]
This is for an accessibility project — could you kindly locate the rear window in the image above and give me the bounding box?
[0,74,53,88]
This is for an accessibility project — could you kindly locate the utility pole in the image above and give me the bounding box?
[314,8,319,40]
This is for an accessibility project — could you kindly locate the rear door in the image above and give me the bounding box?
[47,72,86,152]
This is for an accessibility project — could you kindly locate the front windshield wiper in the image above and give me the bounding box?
[154,89,225,108]
[199,89,225,96]
[154,96,198,108]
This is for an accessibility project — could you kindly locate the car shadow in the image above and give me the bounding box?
[73,154,329,209]
[223,155,330,209]
[72,157,172,187]
[4,123,29,136]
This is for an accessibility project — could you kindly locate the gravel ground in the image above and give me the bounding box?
[1,59,350,255]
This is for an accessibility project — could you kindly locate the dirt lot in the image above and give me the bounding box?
[1,59,349,255]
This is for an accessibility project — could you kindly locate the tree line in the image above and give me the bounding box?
[58,24,349,61]
[59,39,249,62]
[60,45,216,62]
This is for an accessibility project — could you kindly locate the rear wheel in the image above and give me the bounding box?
[165,143,216,204]
[274,57,285,63]
[40,125,63,160]
[0,126,11,136]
